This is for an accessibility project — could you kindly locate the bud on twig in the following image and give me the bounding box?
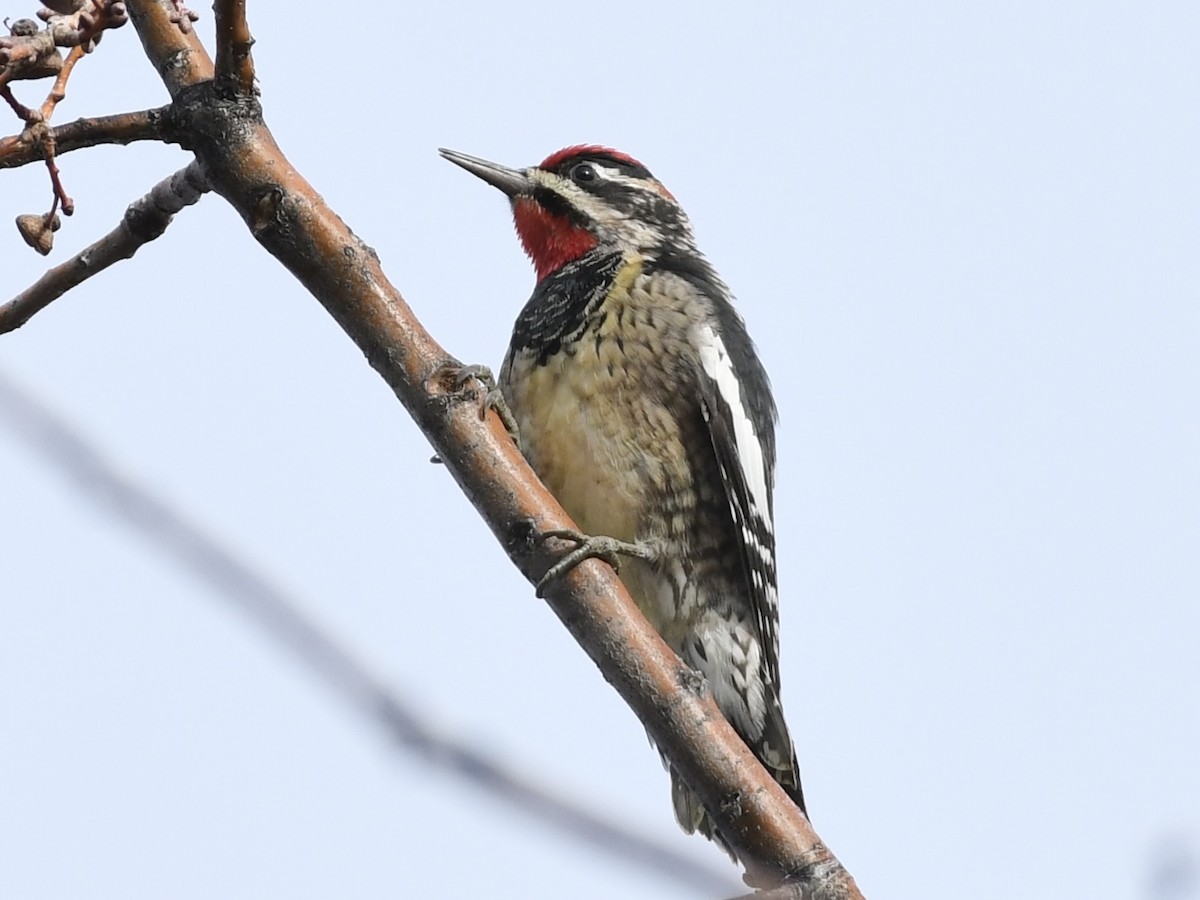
[15,210,60,255]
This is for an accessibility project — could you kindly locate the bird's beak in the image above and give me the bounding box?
[439,148,532,197]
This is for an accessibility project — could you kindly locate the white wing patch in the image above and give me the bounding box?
[696,324,773,536]
[695,321,782,685]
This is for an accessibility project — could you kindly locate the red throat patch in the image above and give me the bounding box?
[512,198,598,281]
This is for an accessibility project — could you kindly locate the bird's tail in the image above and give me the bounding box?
[669,695,806,855]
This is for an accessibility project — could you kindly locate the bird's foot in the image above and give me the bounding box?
[431,363,521,464]
[535,528,655,598]
[452,363,521,445]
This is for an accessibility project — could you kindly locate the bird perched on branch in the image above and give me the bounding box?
[440,144,806,851]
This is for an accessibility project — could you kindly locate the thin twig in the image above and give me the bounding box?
[1,83,34,118]
[38,42,85,120]
[0,106,168,169]
[36,2,121,120]
[0,2,128,86]
[0,160,208,334]
[0,369,738,898]
[1,4,132,219]
[42,131,72,215]
[213,0,254,94]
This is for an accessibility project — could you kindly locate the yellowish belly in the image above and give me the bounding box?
[507,351,646,544]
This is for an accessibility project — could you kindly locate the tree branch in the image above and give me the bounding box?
[0,21,61,87]
[108,2,863,894]
[0,2,128,86]
[33,3,129,120]
[213,0,253,95]
[127,0,206,96]
[726,883,818,900]
[2,4,134,223]
[0,160,208,333]
[0,106,168,168]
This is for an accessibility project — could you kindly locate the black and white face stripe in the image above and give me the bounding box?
[528,158,696,255]
[543,151,655,183]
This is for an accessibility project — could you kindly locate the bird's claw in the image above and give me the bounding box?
[535,528,654,598]
[451,363,521,446]
[452,363,495,395]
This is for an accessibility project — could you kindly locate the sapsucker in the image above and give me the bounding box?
[440,145,806,849]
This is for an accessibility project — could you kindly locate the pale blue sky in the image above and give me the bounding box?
[2,2,1198,898]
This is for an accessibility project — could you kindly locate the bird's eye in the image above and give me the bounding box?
[571,162,597,184]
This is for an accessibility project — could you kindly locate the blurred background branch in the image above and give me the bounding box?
[0,366,738,897]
